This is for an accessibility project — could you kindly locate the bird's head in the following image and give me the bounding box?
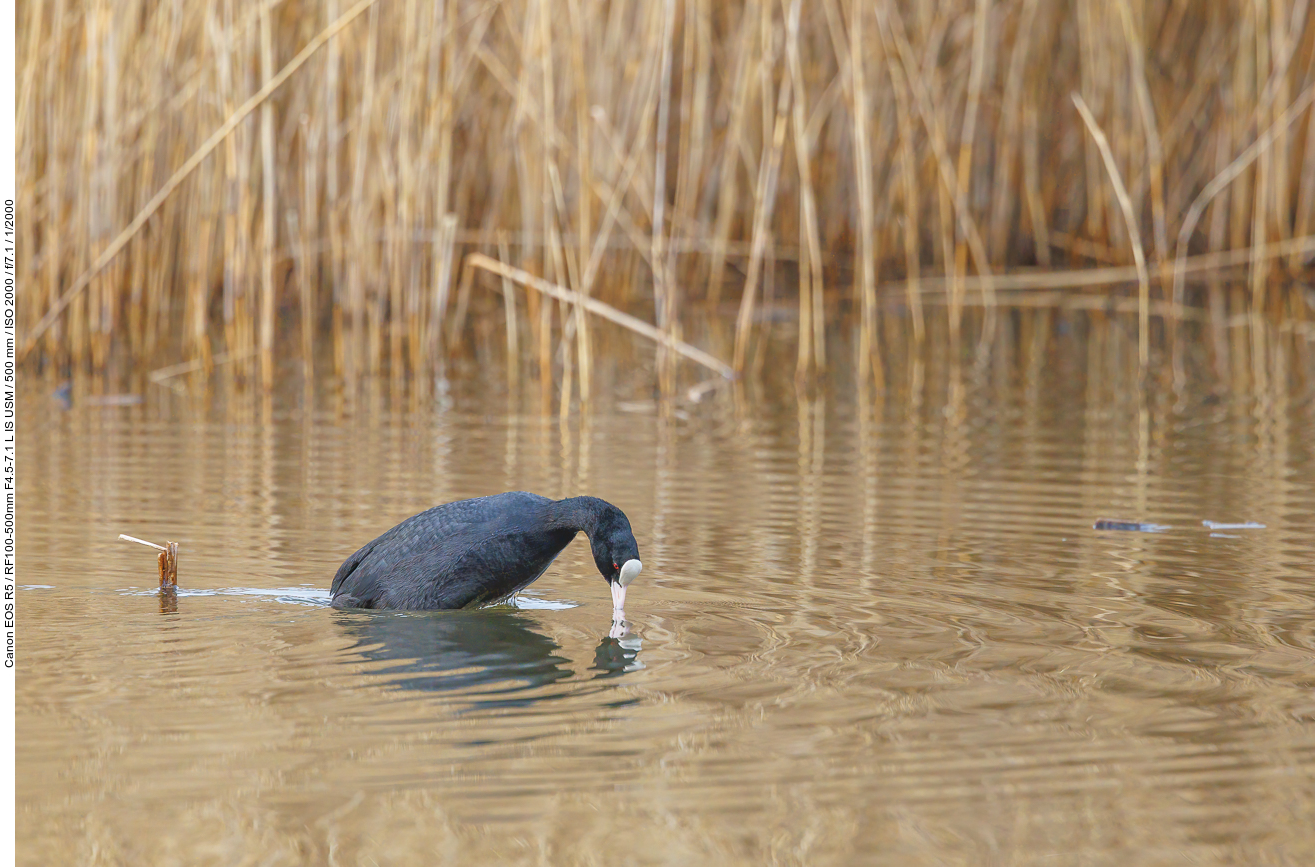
[589,514,641,612]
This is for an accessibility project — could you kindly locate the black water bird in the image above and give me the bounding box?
[331,492,642,611]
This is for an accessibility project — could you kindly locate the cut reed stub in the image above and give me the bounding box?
[119,534,179,591]
[158,542,179,592]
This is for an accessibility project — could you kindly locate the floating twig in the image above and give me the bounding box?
[119,533,167,552]
[1093,519,1170,533]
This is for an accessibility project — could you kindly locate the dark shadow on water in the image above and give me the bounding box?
[334,608,573,707]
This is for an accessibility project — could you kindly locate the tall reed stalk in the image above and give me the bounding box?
[17,0,1315,386]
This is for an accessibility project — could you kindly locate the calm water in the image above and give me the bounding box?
[17,314,1315,865]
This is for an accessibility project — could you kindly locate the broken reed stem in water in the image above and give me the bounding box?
[147,348,259,385]
[119,534,179,590]
[1072,92,1151,373]
[910,234,1315,296]
[461,253,736,380]
[160,542,179,590]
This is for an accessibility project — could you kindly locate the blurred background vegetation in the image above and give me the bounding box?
[15,0,1315,393]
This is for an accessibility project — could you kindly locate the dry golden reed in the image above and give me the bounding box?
[16,0,1315,385]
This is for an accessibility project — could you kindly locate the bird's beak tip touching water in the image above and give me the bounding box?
[611,559,642,611]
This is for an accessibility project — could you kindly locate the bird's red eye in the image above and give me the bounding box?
[613,562,618,570]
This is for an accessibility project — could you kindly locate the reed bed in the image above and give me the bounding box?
[16,0,1315,392]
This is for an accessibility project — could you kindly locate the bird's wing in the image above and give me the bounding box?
[331,493,553,605]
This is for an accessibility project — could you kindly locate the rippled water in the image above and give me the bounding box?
[18,314,1315,865]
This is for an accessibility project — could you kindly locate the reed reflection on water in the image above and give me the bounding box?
[17,308,1315,865]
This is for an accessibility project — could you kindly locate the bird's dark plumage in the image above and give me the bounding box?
[331,492,641,611]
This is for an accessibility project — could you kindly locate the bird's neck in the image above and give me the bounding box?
[543,496,607,535]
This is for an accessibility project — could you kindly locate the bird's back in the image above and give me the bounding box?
[331,492,575,610]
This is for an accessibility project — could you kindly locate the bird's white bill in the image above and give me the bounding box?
[612,559,641,612]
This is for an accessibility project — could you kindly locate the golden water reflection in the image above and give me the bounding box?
[18,310,1315,865]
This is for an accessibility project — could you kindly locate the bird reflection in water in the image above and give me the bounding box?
[335,609,574,707]
[592,613,644,676]
[334,609,646,701]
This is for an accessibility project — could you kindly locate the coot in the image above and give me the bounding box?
[331,492,642,611]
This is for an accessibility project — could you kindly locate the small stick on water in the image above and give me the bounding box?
[119,533,167,551]
[1093,519,1170,533]
[119,534,179,589]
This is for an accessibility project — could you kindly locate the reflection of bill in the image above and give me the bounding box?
[594,615,644,676]
[609,613,629,641]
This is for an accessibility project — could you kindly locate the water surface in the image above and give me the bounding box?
[18,314,1315,865]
